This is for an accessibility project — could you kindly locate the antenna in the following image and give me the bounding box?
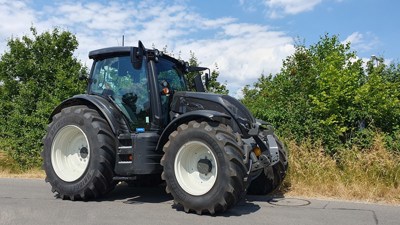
[122,35,125,46]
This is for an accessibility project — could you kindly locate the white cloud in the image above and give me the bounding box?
[239,0,260,12]
[175,25,294,96]
[0,0,295,97]
[343,32,380,53]
[0,1,36,39]
[343,32,363,45]
[264,0,322,18]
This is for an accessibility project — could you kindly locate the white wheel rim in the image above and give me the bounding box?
[51,125,90,182]
[174,141,218,196]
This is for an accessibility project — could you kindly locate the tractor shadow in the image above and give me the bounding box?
[97,182,294,217]
[212,189,302,217]
[218,191,287,217]
[97,182,173,204]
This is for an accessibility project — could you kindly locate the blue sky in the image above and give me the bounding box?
[0,0,398,97]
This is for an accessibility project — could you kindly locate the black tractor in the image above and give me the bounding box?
[42,41,288,214]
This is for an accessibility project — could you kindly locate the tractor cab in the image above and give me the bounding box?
[88,45,194,132]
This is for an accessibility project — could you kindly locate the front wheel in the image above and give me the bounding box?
[42,105,117,200]
[161,121,248,215]
[248,140,288,195]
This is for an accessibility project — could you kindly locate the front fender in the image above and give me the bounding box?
[156,110,231,151]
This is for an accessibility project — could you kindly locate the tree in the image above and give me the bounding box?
[207,63,229,95]
[306,35,365,148]
[0,27,86,169]
[357,57,400,133]
[242,34,400,153]
[242,42,324,144]
[185,51,228,94]
[185,51,200,91]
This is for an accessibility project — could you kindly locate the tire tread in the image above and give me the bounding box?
[161,121,248,215]
[42,105,117,201]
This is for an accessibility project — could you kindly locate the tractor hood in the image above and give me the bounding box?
[170,92,256,137]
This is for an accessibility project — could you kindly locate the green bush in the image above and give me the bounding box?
[348,128,376,150]
[242,34,400,154]
[383,127,400,153]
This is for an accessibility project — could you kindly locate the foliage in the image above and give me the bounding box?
[186,51,228,94]
[207,63,229,95]
[242,34,400,153]
[0,27,86,169]
[185,51,200,89]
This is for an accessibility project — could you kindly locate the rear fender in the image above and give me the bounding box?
[50,94,130,135]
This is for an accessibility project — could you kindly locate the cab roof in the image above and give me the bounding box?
[88,46,186,68]
[88,46,131,60]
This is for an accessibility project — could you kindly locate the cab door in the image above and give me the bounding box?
[89,55,151,131]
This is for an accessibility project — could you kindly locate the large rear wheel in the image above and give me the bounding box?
[161,121,248,215]
[42,105,117,200]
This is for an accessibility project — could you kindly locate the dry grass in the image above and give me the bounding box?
[0,168,45,179]
[0,151,45,179]
[282,134,400,204]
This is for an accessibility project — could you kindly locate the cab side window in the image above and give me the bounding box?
[155,58,187,125]
[156,58,187,92]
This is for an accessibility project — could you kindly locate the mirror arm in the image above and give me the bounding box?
[205,68,211,90]
[132,40,145,69]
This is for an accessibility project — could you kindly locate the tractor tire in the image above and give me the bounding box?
[42,105,117,200]
[160,121,248,215]
[247,142,288,195]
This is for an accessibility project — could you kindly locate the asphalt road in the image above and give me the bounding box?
[0,178,398,225]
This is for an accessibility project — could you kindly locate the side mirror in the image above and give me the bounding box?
[194,74,205,92]
[131,40,145,69]
[204,72,210,90]
[187,66,210,91]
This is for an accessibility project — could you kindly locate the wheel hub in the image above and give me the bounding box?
[197,158,212,175]
[80,146,89,159]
